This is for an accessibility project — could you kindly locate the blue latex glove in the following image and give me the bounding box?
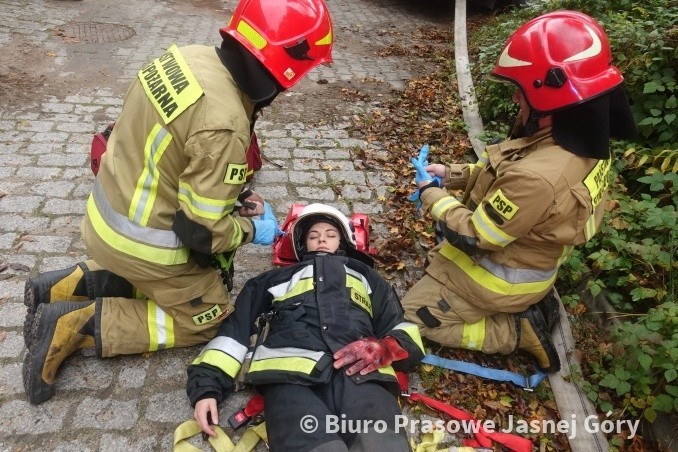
[411,144,433,185]
[408,190,423,209]
[251,203,283,245]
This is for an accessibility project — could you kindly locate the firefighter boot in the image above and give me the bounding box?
[515,305,561,373]
[23,261,133,347]
[23,301,96,405]
[536,288,561,333]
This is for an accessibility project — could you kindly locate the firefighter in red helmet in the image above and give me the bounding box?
[402,10,637,373]
[23,0,333,405]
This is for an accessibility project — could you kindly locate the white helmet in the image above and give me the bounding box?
[290,203,356,260]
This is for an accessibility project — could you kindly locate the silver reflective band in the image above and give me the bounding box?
[92,178,185,249]
[203,336,248,363]
[479,257,557,283]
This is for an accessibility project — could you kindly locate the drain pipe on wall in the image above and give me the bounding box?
[452,0,607,450]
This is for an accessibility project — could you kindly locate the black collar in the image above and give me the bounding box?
[215,37,282,108]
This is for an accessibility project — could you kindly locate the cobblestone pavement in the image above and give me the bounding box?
[0,0,454,449]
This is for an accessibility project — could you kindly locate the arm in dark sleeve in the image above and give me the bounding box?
[186,272,273,406]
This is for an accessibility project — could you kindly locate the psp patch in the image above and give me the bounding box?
[489,189,518,221]
[224,163,248,184]
[192,304,222,325]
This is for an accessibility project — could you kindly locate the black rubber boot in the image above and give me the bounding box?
[536,288,561,332]
[23,261,133,347]
[23,301,96,405]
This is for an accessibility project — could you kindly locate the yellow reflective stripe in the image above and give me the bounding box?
[315,29,332,46]
[137,44,204,123]
[431,196,461,221]
[471,204,516,247]
[585,214,597,241]
[177,182,237,221]
[393,322,425,353]
[133,288,145,299]
[558,245,574,266]
[272,278,314,303]
[461,318,485,350]
[439,243,557,295]
[228,216,243,249]
[87,195,190,265]
[469,151,488,175]
[377,365,396,378]
[249,357,318,374]
[147,300,175,352]
[129,124,173,226]
[346,274,372,316]
[192,349,242,379]
[237,20,266,50]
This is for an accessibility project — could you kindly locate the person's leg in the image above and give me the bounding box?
[99,263,231,356]
[333,373,409,452]
[263,383,347,452]
[402,275,559,370]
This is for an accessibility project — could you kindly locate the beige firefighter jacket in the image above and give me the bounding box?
[82,44,256,268]
[420,127,610,316]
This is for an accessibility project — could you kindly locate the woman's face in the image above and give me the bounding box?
[512,89,531,126]
[305,222,341,253]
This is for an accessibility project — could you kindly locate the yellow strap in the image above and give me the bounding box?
[173,419,267,452]
[410,428,447,452]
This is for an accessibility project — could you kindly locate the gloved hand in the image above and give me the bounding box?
[412,144,433,185]
[251,202,283,245]
[333,336,409,376]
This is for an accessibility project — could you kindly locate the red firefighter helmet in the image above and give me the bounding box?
[220,0,333,89]
[490,10,623,113]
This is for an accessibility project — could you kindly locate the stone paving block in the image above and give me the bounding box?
[0,362,24,395]
[329,170,367,185]
[17,235,72,253]
[57,358,115,392]
[292,148,325,159]
[0,302,25,328]
[31,131,69,143]
[341,184,373,200]
[38,153,88,167]
[16,167,62,180]
[43,198,86,215]
[118,362,149,389]
[100,434,157,452]
[72,397,139,430]
[0,332,25,358]
[287,170,327,184]
[256,185,289,200]
[0,232,17,250]
[40,256,86,272]
[295,186,336,201]
[0,195,42,213]
[0,399,68,434]
[30,180,75,197]
[145,390,193,423]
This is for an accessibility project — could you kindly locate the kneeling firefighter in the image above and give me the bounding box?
[23,0,334,405]
[187,204,425,451]
[402,10,637,372]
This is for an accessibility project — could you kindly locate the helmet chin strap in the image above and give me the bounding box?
[511,109,543,138]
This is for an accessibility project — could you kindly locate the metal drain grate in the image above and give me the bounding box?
[56,22,135,43]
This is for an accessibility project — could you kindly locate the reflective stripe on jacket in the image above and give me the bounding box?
[420,127,609,313]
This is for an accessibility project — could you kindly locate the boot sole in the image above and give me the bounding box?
[23,303,57,405]
[23,278,39,349]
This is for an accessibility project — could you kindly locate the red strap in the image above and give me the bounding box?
[243,394,265,417]
[409,392,532,452]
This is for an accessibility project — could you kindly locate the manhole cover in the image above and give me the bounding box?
[56,22,135,43]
